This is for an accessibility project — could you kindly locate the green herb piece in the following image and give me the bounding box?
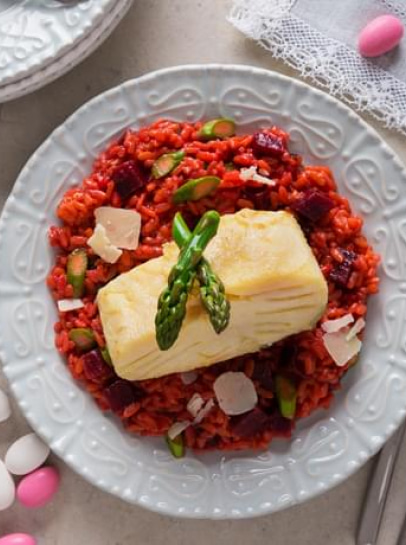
[69,328,97,352]
[173,212,230,334]
[151,150,185,179]
[101,347,113,366]
[166,434,185,458]
[67,249,88,298]
[275,375,297,420]
[155,211,220,350]
[172,176,220,204]
[198,118,236,141]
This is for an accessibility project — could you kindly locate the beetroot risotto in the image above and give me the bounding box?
[47,118,380,454]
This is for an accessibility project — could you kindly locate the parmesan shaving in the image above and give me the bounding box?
[346,318,366,341]
[187,393,205,418]
[88,224,122,264]
[94,207,141,250]
[57,299,85,312]
[180,371,198,385]
[194,399,215,424]
[167,421,190,441]
[323,330,362,367]
[239,166,276,186]
[321,314,354,333]
[213,372,258,416]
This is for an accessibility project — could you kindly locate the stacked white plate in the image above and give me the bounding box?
[0,0,133,103]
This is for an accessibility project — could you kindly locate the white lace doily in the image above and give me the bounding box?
[229,0,406,136]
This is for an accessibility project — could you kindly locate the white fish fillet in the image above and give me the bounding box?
[97,209,328,381]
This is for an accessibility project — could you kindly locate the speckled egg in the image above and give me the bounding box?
[17,466,60,508]
[0,534,37,545]
[358,14,404,57]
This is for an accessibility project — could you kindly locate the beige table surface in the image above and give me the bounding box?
[1,1,406,543]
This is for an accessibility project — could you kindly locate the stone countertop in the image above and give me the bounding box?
[1,1,406,543]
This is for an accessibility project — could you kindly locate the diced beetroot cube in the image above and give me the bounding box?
[252,132,286,157]
[243,184,270,209]
[329,261,352,287]
[231,408,270,438]
[291,188,335,222]
[83,350,114,383]
[269,413,293,436]
[104,380,141,412]
[251,362,273,390]
[111,160,147,200]
[340,248,357,263]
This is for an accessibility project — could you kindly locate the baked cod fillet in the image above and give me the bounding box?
[97,210,328,381]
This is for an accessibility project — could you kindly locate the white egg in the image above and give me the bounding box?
[0,460,15,511]
[5,433,50,476]
[0,388,11,423]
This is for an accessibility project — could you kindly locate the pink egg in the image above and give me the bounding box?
[358,15,404,57]
[16,467,60,508]
[0,534,36,545]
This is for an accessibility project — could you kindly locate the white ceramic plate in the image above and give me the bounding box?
[1,65,406,519]
[0,0,133,103]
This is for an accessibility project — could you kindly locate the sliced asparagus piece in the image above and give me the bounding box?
[198,118,236,141]
[172,176,220,204]
[152,150,185,179]
[275,375,297,419]
[69,328,96,352]
[67,249,88,298]
[172,212,230,334]
[166,433,185,458]
[155,211,220,350]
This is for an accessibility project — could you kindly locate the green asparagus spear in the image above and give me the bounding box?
[275,375,297,419]
[67,249,88,298]
[172,212,230,334]
[155,211,220,350]
[69,328,96,351]
[198,118,236,141]
[152,150,185,179]
[172,176,220,204]
[166,433,185,458]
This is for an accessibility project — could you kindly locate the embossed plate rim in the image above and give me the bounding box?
[0,0,115,88]
[0,0,134,103]
[1,64,406,519]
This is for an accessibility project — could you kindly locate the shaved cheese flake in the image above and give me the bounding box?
[58,299,84,312]
[321,314,354,334]
[180,371,198,385]
[240,166,276,186]
[187,393,205,418]
[323,330,362,367]
[167,421,190,441]
[95,207,141,250]
[213,372,258,416]
[194,399,215,424]
[346,318,366,341]
[88,224,122,264]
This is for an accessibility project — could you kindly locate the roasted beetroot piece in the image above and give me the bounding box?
[111,160,147,200]
[231,408,270,438]
[251,362,273,390]
[291,188,335,222]
[242,184,270,210]
[329,248,358,287]
[83,349,114,383]
[104,380,141,412]
[269,413,293,436]
[329,261,352,287]
[252,132,286,157]
[340,248,357,263]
